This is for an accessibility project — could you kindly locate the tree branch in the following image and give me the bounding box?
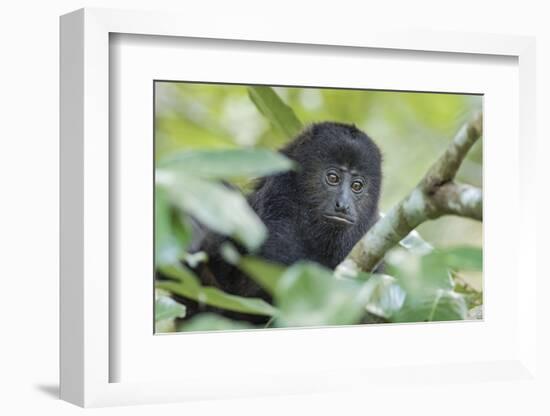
[337,112,483,274]
[430,182,482,221]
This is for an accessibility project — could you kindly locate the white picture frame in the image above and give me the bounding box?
[60,7,538,408]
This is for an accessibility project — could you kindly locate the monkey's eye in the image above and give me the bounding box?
[326,172,340,185]
[351,181,364,193]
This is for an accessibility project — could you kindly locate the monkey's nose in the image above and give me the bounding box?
[335,199,350,213]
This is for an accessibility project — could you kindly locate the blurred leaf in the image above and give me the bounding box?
[454,277,483,309]
[384,245,479,323]
[158,263,202,296]
[172,213,193,248]
[239,256,286,295]
[248,86,303,138]
[220,241,242,265]
[159,280,277,317]
[399,229,434,255]
[420,253,455,290]
[385,248,453,292]
[155,295,187,322]
[179,313,254,332]
[199,286,276,316]
[155,187,191,267]
[157,172,266,251]
[274,262,372,327]
[155,126,236,160]
[417,247,482,295]
[395,289,467,322]
[183,251,208,268]
[467,305,483,320]
[439,247,483,271]
[159,148,295,179]
[156,320,177,333]
[158,264,277,317]
[380,212,434,256]
[359,274,407,319]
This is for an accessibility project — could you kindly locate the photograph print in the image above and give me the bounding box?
[154,82,483,333]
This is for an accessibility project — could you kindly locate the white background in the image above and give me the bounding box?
[1,1,548,415]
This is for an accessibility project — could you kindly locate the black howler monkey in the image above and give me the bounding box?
[185,122,382,322]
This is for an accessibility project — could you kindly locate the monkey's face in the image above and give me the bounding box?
[283,122,382,230]
[318,166,369,226]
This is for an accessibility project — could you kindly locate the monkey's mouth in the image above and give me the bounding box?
[323,214,355,225]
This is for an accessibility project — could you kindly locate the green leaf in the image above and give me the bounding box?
[388,246,482,294]
[384,246,475,323]
[420,252,455,290]
[159,148,295,179]
[439,246,483,271]
[179,313,254,332]
[155,320,177,333]
[220,242,241,265]
[274,262,373,327]
[395,289,468,322]
[359,274,407,319]
[399,229,433,255]
[158,263,202,296]
[157,172,267,251]
[155,187,191,267]
[385,248,453,292]
[413,247,482,294]
[239,256,286,295]
[158,264,277,317]
[155,295,187,322]
[248,86,303,139]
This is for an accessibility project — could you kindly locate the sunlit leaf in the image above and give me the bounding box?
[248,86,303,139]
[159,148,295,179]
[157,172,266,251]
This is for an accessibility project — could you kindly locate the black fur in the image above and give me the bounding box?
[184,122,382,322]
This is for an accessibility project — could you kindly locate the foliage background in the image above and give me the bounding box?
[155,82,483,331]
